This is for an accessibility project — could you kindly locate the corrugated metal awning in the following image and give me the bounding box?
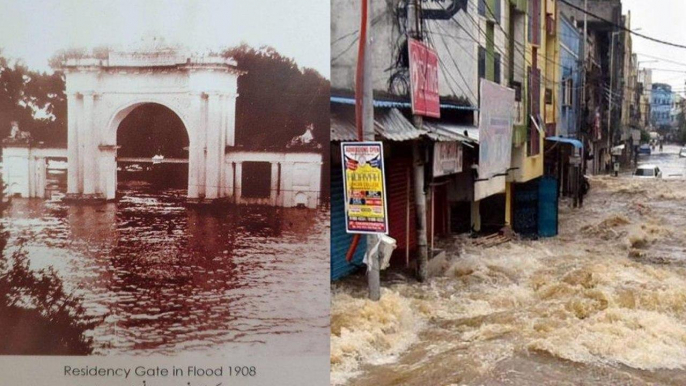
[331,112,358,141]
[423,122,479,146]
[330,108,425,142]
[331,96,478,111]
[376,108,425,141]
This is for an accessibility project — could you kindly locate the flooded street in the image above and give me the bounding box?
[2,181,329,357]
[331,145,686,385]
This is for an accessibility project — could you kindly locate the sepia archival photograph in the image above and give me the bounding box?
[0,0,330,373]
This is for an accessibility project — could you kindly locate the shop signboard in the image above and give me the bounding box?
[433,141,462,177]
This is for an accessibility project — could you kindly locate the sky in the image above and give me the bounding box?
[623,0,686,95]
[0,0,330,78]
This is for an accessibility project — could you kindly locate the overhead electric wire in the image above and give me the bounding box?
[558,0,686,50]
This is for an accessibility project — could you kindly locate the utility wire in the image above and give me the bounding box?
[559,0,686,50]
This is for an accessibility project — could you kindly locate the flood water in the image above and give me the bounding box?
[332,145,686,385]
[2,180,329,357]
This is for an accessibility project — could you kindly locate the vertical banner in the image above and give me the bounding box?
[409,38,441,118]
[341,142,389,234]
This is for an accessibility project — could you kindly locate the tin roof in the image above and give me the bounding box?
[331,108,426,142]
[330,96,478,111]
[423,122,479,146]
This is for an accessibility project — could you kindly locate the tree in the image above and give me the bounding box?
[222,45,330,149]
[0,51,66,146]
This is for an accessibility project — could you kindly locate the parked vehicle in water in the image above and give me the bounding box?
[680,147,686,158]
[638,144,651,155]
[634,164,662,179]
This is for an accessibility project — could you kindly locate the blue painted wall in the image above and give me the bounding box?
[651,83,673,128]
[558,15,581,138]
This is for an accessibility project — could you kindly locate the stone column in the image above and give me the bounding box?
[82,92,97,196]
[205,93,222,200]
[270,162,279,206]
[235,161,243,204]
[225,93,237,147]
[188,94,205,199]
[66,92,80,194]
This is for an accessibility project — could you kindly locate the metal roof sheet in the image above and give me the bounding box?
[424,122,479,145]
[330,108,425,142]
[331,96,478,111]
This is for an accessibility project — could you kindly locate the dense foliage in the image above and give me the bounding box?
[223,45,330,149]
[0,187,96,354]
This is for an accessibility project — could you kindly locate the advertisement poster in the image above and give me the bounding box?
[341,142,389,234]
[474,79,515,201]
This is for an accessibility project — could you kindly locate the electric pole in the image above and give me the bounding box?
[407,0,429,282]
[355,0,380,300]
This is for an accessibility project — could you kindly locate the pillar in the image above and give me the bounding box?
[205,93,222,200]
[82,92,97,196]
[505,182,512,227]
[225,93,237,147]
[471,200,481,232]
[188,94,205,199]
[270,162,279,205]
[67,92,80,194]
[235,161,243,203]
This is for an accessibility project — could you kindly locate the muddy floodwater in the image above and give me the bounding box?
[2,181,329,357]
[332,146,686,385]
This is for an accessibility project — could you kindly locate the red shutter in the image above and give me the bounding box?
[386,156,417,262]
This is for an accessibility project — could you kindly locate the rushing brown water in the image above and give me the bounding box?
[2,181,329,357]
[332,151,686,385]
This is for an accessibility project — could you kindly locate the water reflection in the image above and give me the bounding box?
[2,183,329,356]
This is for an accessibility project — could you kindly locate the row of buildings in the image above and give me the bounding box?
[331,0,647,280]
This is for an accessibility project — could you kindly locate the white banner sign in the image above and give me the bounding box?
[433,142,462,177]
[475,79,515,201]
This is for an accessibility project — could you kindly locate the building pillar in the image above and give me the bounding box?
[188,94,205,199]
[82,92,97,196]
[67,92,80,194]
[225,93,237,147]
[505,182,512,227]
[471,200,481,232]
[205,93,222,200]
[235,161,243,203]
[270,162,279,206]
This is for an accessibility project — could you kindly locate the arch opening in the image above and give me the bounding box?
[115,103,190,195]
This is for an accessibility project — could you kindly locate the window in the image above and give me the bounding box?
[528,116,541,156]
[479,0,486,16]
[494,52,501,84]
[511,81,522,102]
[563,78,573,106]
[545,88,553,105]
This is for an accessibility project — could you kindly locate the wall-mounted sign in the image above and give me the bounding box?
[409,38,440,118]
[341,142,389,234]
[433,142,462,177]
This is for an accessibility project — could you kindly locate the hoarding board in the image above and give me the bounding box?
[341,142,389,234]
[409,38,441,118]
[433,141,462,177]
[475,79,515,201]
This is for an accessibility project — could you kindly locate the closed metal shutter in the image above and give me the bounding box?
[386,157,417,261]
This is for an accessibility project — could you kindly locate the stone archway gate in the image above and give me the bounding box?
[62,49,242,201]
